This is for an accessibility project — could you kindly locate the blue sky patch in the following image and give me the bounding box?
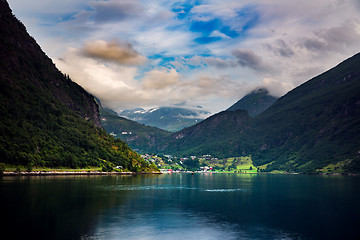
[172,0,201,19]
[190,19,221,33]
[219,26,239,38]
[236,6,260,33]
[194,36,222,44]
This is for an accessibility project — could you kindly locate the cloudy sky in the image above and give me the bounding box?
[8,0,360,114]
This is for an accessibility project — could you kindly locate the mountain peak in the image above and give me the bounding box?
[227,87,278,117]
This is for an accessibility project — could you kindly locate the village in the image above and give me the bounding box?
[140,154,260,173]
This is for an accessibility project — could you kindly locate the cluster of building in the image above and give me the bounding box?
[141,154,217,173]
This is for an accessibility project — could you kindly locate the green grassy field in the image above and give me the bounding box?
[199,156,259,173]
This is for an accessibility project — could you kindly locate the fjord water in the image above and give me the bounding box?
[1,174,359,239]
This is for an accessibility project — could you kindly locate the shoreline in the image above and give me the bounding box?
[1,171,357,177]
[1,171,161,177]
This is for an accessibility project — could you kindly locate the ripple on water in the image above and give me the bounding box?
[100,185,248,192]
[203,188,248,192]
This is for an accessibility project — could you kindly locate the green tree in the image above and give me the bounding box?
[26,163,33,172]
[0,163,5,175]
[101,161,113,172]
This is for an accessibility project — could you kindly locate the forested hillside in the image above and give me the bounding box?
[0,0,157,172]
[100,107,171,153]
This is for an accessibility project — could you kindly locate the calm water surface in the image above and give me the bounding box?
[1,173,359,239]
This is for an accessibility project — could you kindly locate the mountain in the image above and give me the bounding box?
[100,107,171,153]
[157,110,252,156]
[158,53,360,174]
[0,0,157,172]
[248,53,360,173]
[119,106,210,132]
[227,88,278,117]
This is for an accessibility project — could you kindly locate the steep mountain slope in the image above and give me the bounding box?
[227,88,278,117]
[248,53,360,173]
[159,53,360,173]
[0,0,156,172]
[120,106,210,132]
[100,107,171,153]
[158,110,252,157]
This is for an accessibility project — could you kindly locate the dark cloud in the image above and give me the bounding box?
[202,57,237,69]
[232,49,269,72]
[352,0,360,11]
[300,21,360,53]
[302,38,327,52]
[319,23,360,48]
[91,0,144,23]
[266,39,295,57]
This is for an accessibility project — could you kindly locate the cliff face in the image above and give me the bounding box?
[0,0,101,127]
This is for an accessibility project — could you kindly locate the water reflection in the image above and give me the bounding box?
[1,174,360,239]
[90,208,298,240]
[0,175,136,239]
[91,208,239,240]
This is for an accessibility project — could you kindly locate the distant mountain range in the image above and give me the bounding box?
[119,106,210,132]
[227,88,278,117]
[99,88,278,153]
[99,107,170,153]
[114,88,276,133]
[156,53,360,174]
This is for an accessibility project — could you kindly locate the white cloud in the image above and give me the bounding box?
[210,30,231,39]
[262,78,294,97]
[54,47,245,112]
[8,0,88,15]
[134,27,194,56]
[191,2,245,19]
[142,68,180,90]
